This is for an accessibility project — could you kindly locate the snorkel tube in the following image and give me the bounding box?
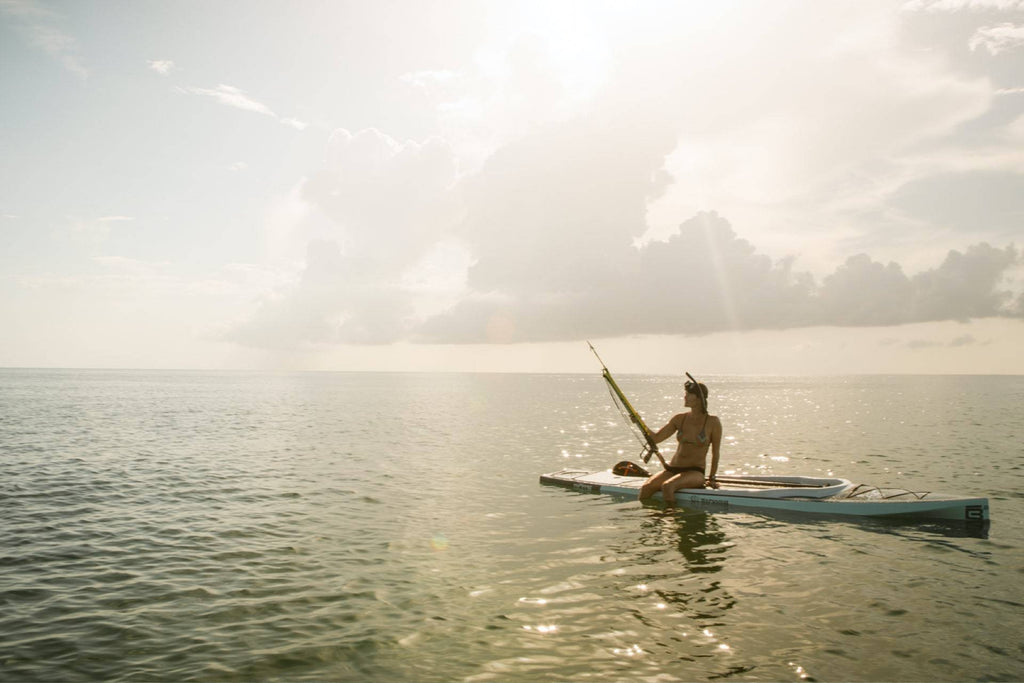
[685,372,708,413]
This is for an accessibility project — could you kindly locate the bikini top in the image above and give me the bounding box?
[677,412,710,445]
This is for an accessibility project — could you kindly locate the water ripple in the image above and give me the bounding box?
[0,370,1021,681]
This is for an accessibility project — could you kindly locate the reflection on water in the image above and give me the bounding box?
[749,505,991,541]
[599,507,743,675]
[0,370,1020,682]
[666,508,731,575]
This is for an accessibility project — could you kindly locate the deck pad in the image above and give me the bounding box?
[540,469,989,522]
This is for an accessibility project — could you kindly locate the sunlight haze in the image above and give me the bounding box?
[1,0,1022,374]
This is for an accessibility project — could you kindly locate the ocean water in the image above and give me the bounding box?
[1,369,1021,682]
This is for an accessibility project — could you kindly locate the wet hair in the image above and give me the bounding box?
[685,376,709,413]
[684,381,709,400]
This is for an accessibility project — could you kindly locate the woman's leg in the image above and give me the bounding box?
[661,470,705,506]
[639,470,673,500]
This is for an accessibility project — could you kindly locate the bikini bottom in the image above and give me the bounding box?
[663,465,705,476]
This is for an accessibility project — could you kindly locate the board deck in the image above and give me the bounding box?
[540,469,990,522]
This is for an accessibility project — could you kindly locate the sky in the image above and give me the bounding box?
[1,0,1022,374]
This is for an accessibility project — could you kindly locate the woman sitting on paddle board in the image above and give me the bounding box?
[639,379,722,504]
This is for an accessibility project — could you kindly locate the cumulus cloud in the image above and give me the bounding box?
[415,212,1021,344]
[904,0,1024,10]
[884,171,1024,238]
[416,213,804,343]
[622,1,998,263]
[225,240,353,349]
[821,243,1019,325]
[228,128,463,348]
[228,186,1022,349]
[400,28,609,174]
[970,23,1024,53]
[222,4,1024,351]
[908,243,1021,319]
[225,239,420,348]
[454,115,676,296]
[302,128,461,274]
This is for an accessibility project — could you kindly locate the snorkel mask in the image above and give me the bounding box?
[685,372,708,413]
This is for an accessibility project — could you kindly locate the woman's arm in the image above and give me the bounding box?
[648,414,681,444]
[707,417,723,487]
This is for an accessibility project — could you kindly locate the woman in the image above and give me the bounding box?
[639,379,722,505]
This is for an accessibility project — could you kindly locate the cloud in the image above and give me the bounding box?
[970,23,1024,53]
[909,243,1021,319]
[400,28,610,173]
[401,69,462,96]
[452,115,676,296]
[227,128,463,348]
[884,170,1024,238]
[281,118,308,131]
[223,241,348,350]
[1,0,88,79]
[180,84,277,117]
[416,212,1021,344]
[904,0,1024,10]
[302,128,461,274]
[906,333,989,349]
[67,215,133,245]
[822,242,1020,325]
[221,6,1024,351]
[479,218,765,339]
[91,255,166,279]
[230,184,1022,349]
[224,239,420,348]
[816,255,917,327]
[147,59,176,75]
[622,2,998,267]
[177,83,307,130]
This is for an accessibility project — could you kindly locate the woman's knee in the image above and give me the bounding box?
[664,475,699,495]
